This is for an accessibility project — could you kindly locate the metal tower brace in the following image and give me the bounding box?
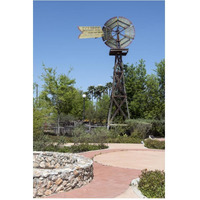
[107,49,130,130]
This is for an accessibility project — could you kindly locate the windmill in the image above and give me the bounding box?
[78,16,135,129]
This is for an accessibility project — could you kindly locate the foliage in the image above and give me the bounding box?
[37,143,108,153]
[124,59,165,120]
[71,126,142,144]
[109,126,128,136]
[124,59,147,119]
[144,119,165,137]
[138,169,165,198]
[67,143,108,153]
[85,102,96,125]
[106,135,141,143]
[33,131,108,152]
[107,126,142,143]
[125,119,152,139]
[95,95,110,125]
[144,74,161,119]
[40,66,84,135]
[34,59,165,138]
[90,128,109,144]
[125,119,165,138]
[33,85,54,136]
[33,134,55,151]
[72,126,109,144]
[144,139,165,149]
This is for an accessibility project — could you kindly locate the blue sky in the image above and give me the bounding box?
[33,1,165,93]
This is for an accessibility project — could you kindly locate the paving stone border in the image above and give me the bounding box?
[131,178,147,198]
[33,151,93,198]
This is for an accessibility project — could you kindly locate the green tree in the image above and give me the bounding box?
[155,59,165,119]
[40,66,79,135]
[96,95,110,125]
[85,102,96,129]
[144,74,161,119]
[124,59,147,118]
[155,59,165,100]
[105,82,112,96]
[87,85,95,102]
[33,89,53,136]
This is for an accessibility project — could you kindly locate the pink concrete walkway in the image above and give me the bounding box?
[47,146,165,198]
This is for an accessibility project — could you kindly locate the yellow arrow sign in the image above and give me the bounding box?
[78,26,104,39]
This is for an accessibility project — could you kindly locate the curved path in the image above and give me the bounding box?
[47,144,165,198]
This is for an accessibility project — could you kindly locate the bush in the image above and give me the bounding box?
[39,143,108,153]
[33,134,54,151]
[90,128,109,144]
[72,126,109,144]
[149,119,165,137]
[109,126,128,136]
[33,129,109,153]
[144,139,165,149]
[125,119,165,138]
[69,143,108,153]
[138,169,165,198]
[125,119,152,139]
[106,134,142,143]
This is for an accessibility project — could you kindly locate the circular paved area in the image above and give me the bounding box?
[94,150,165,170]
[47,143,165,198]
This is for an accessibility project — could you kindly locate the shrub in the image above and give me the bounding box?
[90,127,109,144]
[69,143,108,153]
[142,119,165,137]
[144,139,165,149]
[138,169,165,198]
[106,134,141,143]
[109,126,128,136]
[125,119,152,139]
[72,126,109,144]
[125,119,165,138]
[72,125,87,143]
[33,134,54,151]
[41,143,108,153]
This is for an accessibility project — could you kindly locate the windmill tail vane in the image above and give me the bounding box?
[78,26,104,39]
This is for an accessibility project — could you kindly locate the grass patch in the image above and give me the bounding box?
[138,169,165,198]
[144,139,165,149]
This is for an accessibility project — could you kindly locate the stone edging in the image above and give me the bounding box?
[131,178,147,198]
[33,151,93,198]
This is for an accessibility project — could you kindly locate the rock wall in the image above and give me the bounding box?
[33,151,93,198]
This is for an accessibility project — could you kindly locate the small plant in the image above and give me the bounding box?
[144,139,165,149]
[138,169,165,198]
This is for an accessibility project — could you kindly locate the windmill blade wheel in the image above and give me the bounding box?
[102,16,135,49]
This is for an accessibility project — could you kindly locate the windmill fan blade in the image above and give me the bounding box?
[104,17,118,28]
[124,25,135,39]
[119,37,130,48]
[105,40,117,49]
